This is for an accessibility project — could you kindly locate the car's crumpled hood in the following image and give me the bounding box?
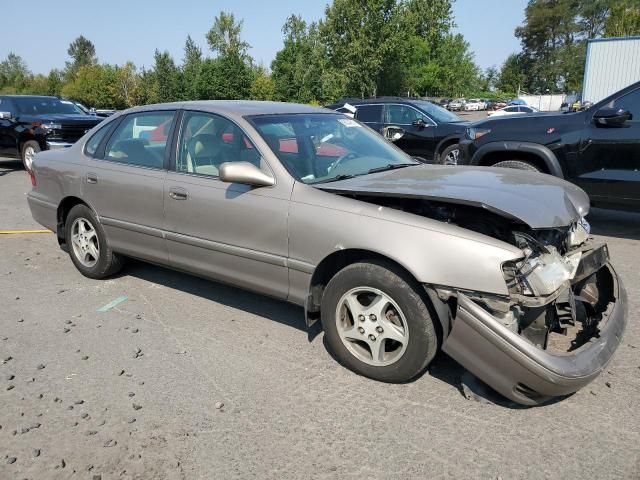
[319,165,590,229]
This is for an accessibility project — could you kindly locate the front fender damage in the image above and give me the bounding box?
[434,241,626,406]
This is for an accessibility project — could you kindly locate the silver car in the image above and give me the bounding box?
[27,101,627,406]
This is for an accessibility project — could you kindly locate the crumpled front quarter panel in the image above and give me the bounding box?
[289,183,523,296]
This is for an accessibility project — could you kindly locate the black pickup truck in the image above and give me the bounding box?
[459,81,640,211]
[0,95,104,171]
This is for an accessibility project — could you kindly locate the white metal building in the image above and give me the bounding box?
[582,36,640,103]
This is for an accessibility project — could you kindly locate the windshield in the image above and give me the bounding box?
[15,97,85,115]
[250,113,417,184]
[412,100,463,123]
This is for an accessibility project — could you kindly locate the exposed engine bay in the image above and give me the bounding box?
[337,193,615,354]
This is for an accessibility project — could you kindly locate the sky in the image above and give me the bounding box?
[1,0,527,75]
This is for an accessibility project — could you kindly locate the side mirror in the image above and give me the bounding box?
[0,111,13,120]
[593,107,632,126]
[218,161,275,187]
[383,126,405,142]
[411,118,426,128]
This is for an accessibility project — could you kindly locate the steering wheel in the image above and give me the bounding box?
[327,151,358,175]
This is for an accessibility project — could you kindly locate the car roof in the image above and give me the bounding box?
[0,95,58,99]
[329,97,426,107]
[124,100,334,118]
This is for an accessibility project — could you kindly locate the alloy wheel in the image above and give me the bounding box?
[444,148,459,166]
[24,146,37,171]
[70,218,100,268]
[335,287,409,366]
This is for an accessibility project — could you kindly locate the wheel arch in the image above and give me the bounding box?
[434,135,460,161]
[471,141,564,178]
[56,196,98,246]
[304,248,447,340]
[17,132,46,155]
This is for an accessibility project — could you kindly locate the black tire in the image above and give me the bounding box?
[321,260,438,383]
[21,140,40,172]
[492,160,541,172]
[439,143,460,165]
[65,204,123,279]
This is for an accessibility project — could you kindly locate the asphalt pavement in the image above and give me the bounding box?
[1,159,639,479]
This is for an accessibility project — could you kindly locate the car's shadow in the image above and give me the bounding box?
[121,256,569,409]
[0,159,23,176]
[122,259,308,333]
[588,207,640,241]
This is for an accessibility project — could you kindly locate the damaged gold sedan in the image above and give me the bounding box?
[26,101,627,405]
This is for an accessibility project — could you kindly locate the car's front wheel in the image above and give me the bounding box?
[321,261,438,383]
[21,140,40,172]
[65,204,123,279]
[440,144,460,165]
[492,160,541,172]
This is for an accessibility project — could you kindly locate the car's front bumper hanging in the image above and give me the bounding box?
[442,262,627,406]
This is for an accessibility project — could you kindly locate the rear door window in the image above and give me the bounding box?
[355,105,383,123]
[104,111,175,169]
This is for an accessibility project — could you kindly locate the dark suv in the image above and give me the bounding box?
[460,81,640,211]
[327,97,468,165]
[0,95,104,171]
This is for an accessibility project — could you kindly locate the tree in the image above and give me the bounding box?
[206,11,251,60]
[61,64,120,108]
[497,54,527,94]
[404,33,478,97]
[320,0,406,97]
[181,35,203,100]
[115,62,139,108]
[148,50,180,103]
[479,66,499,92]
[250,67,276,100]
[46,69,64,96]
[0,53,30,91]
[271,15,323,102]
[198,11,254,100]
[512,0,634,93]
[604,0,640,37]
[66,35,97,78]
[195,56,252,100]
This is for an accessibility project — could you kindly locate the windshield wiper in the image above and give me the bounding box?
[367,163,415,174]
[311,174,357,184]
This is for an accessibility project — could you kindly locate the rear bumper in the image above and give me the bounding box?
[27,194,57,233]
[442,263,627,405]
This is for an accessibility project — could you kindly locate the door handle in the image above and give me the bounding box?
[168,188,188,200]
[86,173,98,184]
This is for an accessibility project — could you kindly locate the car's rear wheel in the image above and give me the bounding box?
[21,140,40,172]
[321,261,438,383]
[440,144,460,165]
[65,204,123,279]
[492,160,541,172]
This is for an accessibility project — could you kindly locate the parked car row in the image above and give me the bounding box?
[12,82,637,407]
[329,80,639,212]
[440,98,511,112]
[326,97,467,165]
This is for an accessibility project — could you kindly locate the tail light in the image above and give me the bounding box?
[29,170,36,186]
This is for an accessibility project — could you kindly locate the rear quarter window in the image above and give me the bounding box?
[84,124,112,158]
